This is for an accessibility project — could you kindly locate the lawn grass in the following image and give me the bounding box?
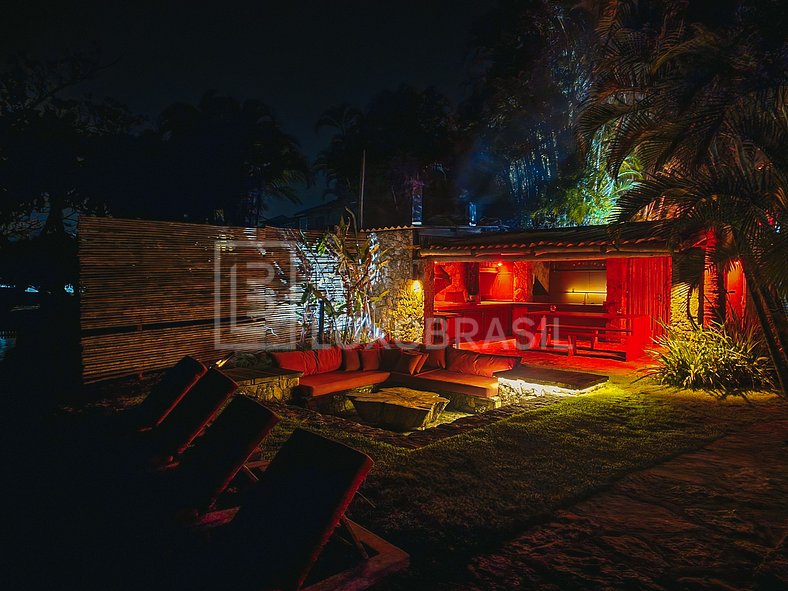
[45,372,785,590]
[257,379,783,585]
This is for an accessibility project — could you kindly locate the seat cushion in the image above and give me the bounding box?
[393,351,428,375]
[379,347,402,370]
[389,369,499,398]
[296,371,390,397]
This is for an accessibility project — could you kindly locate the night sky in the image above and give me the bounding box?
[2,0,494,216]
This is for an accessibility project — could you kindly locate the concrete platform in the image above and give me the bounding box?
[495,365,609,391]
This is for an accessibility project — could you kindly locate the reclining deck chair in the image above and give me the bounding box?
[167,395,280,516]
[197,428,409,591]
[148,368,238,464]
[133,356,207,431]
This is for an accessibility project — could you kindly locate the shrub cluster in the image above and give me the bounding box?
[647,323,776,394]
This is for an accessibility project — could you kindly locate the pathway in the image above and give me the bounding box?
[461,418,788,590]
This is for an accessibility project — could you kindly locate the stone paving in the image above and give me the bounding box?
[460,417,788,590]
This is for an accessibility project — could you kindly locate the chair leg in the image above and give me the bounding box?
[339,516,369,560]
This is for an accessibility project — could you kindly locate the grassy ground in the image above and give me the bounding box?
[255,378,784,588]
[6,343,783,590]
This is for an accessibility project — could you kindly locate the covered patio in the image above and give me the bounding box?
[420,222,676,365]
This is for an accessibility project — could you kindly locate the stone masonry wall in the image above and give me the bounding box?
[670,249,704,332]
[373,229,421,339]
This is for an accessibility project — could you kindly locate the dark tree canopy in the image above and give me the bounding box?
[315,85,457,228]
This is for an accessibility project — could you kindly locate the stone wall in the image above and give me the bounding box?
[670,249,704,332]
[373,229,422,340]
[230,371,301,402]
[513,261,533,302]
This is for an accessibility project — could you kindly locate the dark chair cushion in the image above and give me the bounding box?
[134,356,207,430]
[219,429,373,590]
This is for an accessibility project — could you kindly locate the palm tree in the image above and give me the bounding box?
[578,0,788,394]
[157,92,311,225]
[314,104,364,202]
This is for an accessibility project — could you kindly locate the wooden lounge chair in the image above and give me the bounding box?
[198,428,409,591]
[148,368,238,463]
[133,355,207,431]
[167,395,280,515]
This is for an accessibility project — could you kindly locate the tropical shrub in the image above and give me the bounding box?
[646,323,776,394]
[291,214,389,346]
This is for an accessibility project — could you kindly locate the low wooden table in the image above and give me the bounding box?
[349,387,449,431]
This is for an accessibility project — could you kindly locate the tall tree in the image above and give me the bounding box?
[147,92,311,226]
[315,85,456,228]
[579,0,788,394]
[0,52,138,290]
[460,0,603,226]
[0,52,137,241]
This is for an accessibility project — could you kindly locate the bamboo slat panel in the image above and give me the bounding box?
[78,217,344,383]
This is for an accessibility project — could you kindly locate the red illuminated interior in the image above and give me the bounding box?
[431,257,675,362]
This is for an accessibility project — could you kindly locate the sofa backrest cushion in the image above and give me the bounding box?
[420,345,446,370]
[379,347,402,370]
[270,350,318,375]
[360,348,381,371]
[414,351,429,374]
[446,348,479,375]
[341,348,361,371]
[316,346,343,373]
[445,348,520,377]
[394,351,429,375]
[473,353,520,377]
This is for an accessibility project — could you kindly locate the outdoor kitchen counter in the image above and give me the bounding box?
[434,302,516,341]
[433,303,623,343]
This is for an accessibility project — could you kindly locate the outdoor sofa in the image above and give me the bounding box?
[270,343,520,412]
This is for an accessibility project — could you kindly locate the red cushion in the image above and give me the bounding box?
[390,369,499,398]
[296,371,390,397]
[270,351,318,375]
[420,345,446,369]
[360,349,381,371]
[315,346,342,373]
[342,348,361,371]
[393,351,427,375]
[414,352,429,374]
[379,347,402,370]
[446,348,479,375]
[473,354,519,377]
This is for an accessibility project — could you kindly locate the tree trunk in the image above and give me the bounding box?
[43,193,65,237]
[739,253,788,397]
[702,230,726,326]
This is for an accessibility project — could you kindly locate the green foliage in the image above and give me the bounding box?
[581,0,788,395]
[293,213,389,345]
[262,385,782,576]
[537,138,643,226]
[646,323,776,394]
[463,0,595,225]
[222,352,271,370]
